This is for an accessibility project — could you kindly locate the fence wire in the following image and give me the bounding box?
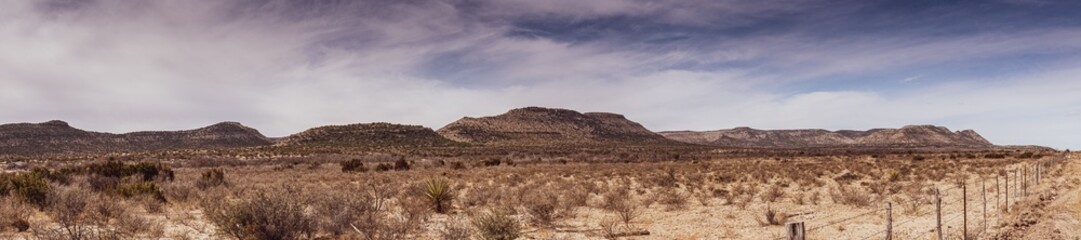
[772,156,1067,240]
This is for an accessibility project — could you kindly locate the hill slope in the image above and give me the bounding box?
[0,121,271,155]
[659,125,994,148]
[276,122,460,148]
[437,107,681,146]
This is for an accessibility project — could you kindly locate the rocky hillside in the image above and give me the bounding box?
[660,125,994,148]
[0,121,271,155]
[276,123,460,148]
[437,107,681,146]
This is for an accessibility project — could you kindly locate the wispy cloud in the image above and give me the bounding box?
[901,75,923,83]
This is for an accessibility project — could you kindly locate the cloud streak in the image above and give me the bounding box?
[1,0,1080,149]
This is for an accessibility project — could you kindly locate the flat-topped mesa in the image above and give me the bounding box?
[276,122,460,148]
[123,121,273,149]
[0,121,271,156]
[437,107,682,146]
[659,125,995,149]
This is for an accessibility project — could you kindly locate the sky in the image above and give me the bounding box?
[1,0,1079,149]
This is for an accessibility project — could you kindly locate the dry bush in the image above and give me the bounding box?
[115,210,164,238]
[0,197,32,232]
[439,216,473,240]
[33,186,157,240]
[195,169,226,190]
[162,182,196,203]
[38,186,95,239]
[559,185,589,210]
[86,175,119,193]
[808,190,821,205]
[523,191,560,226]
[716,187,735,205]
[340,159,367,172]
[314,185,379,237]
[602,189,642,225]
[653,187,689,211]
[598,218,620,240]
[462,184,500,208]
[339,184,431,240]
[792,191,806,205]
[694,188,713,206]
[471,210,521,240]
[395,192,434,235]
[830,185,872,207]
[757,205,789,226]
[201,187,316,240]
[761,184,785,202]
[898,186,931,215]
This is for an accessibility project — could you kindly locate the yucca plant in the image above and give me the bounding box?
[423,177,453,213]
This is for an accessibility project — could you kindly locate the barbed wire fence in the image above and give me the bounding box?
[774,153,1070,240]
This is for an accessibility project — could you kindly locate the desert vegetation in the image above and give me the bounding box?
[0,149,1071,239]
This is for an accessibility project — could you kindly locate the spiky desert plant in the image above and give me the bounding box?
[423,177,453,213]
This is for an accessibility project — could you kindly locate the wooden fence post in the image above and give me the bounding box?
[995,175,1000,213]
[885,202,893,240]
[1005,172,1009,212]
[963,178,968,240]
[1015,169,1019,199]
[1022,167,1027,197]
[786,222,805,240]
[982,177,987,231]
[936,188,943,240]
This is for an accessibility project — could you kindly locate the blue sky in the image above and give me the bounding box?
[1,0,1080,149]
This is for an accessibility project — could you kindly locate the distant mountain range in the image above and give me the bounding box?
[0,120,270,155]
[0,107,1013,156]
[659,125,993,148]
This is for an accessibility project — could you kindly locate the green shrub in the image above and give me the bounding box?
[129,162,174,181]
[9,173,50,208]
[30,167,71,185]
[449,162,467,170]
[394,158,411,171]
[340,159,366,172]
[480,158,501,167]
[0,175,9,196]
[11,219,29,232]
[118,181,167,202]
[84,161,174,181]
[374,163,394,172]
[87,175,120,193]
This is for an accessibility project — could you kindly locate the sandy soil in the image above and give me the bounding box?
[1007,153,1081,240]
